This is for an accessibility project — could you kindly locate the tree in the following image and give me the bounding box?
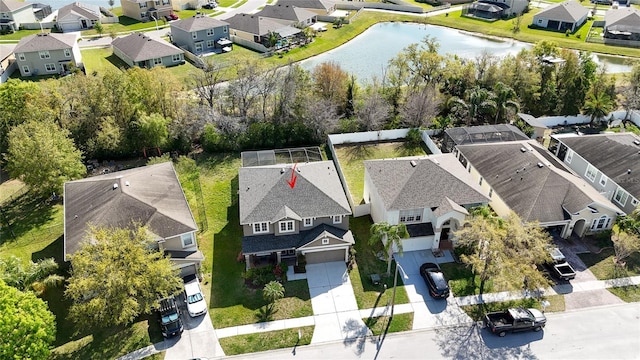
[583,91,614,126]
[611,229,640,268]
[263,280,285,304]
[190,61,225,109]
[265,31,279,49]
[94,21,104,36]
[399,86,441,128]
[492,82,519,124]
[369,222,410,276]
[5,120,85,197]
[137,113,170,157]
[65,226,183,329]
[453,212,552,298]
[312,61,348,105]
[0,280,56,360]
[0,79,49,156]
[355,90,391,131]
[0,256,64,295]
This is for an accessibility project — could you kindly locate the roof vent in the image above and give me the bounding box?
[410,160,417,167]
[537,162,544,168]
[113,183,119,190]
[520,147,527,153]
[634,139,640,146]
[125,181,130,186]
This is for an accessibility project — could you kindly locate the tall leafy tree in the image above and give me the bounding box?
[65,226,183,329]
[137,112,170,157]
[492,82,519,124]
[5,120,85,197]
[0,280,56,360]
[0,256,64,295]
[0,79,49,156]
[312,61,349,106]
[369,222,410,275]
[454,212,552,297]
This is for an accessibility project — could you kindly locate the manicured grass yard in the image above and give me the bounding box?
[349,217,410,309]
[363,312,414,335]
[578,248,640,280]
[461,295,565,321]
[608,285,640,303]
[219,326,314,355]
[333,142,427,205]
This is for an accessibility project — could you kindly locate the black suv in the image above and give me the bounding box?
[420,262,450,299]
[159,296,183,338]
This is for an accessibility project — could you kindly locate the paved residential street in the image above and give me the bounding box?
[233,303,640,360]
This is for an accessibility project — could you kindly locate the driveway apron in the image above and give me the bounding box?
[306,261,370,344]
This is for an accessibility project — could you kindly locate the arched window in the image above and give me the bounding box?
[590,215,610,230]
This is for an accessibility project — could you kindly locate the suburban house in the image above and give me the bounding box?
[226,13,303,51]
[255,4,317,28]
[63,162,203,277]
[441,124,530,153]
[604,7,640,41]
[363,154,490,253]
[463,0,529,20]
[170,14,231,55]
[239,161,353,269]
[13,32,82,77]
[121,0,173,22]
[456,140,622,239]
[531,0,589,33]
[112,32,184,69]
[0,0,37,32]
[276,0,336,16]
[551,133,640,215]
[56,2,101,32]
[0,43,15,83]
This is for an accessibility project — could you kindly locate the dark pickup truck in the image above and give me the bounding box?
[484,308,546,337]
[544,248,576,280]
[159,296,183,338]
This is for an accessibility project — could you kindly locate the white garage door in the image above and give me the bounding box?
[305,249,345,264]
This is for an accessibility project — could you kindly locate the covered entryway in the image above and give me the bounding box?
[573,219,587,238]
[304,249,346,264]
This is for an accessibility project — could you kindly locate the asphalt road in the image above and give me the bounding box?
[228,303,640,360]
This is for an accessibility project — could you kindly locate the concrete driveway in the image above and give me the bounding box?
[306,262,371,344]
[394,251,473,330]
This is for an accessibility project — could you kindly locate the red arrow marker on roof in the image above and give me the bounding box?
[287,163,298,189]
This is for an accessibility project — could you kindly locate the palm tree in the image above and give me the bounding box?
[265,31,279,49]
[492,82,520,124]
[465,86,497,124]
[369,222,410,275]
[0,256,64,295]
[583,91,614,126]
[262,280,285,304]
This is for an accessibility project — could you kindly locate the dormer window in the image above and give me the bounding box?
[279,220,294,233]
[253,222,268,234]
[332,215,342,224]
[303,218,313,227]
[181,233,194,247]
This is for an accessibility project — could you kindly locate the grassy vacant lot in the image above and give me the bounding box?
[578,248,640,280]
[425,9,640,58]
[349,217,410,309]
[608,285,640,303]
[363,312,414,335]
[333,142,427,205]
[461,295,565,321]
[219,326,314,355]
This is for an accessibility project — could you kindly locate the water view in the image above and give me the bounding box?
[33,0,114,10]
[301,22,635,83]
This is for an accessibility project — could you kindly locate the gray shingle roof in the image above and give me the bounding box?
[111,32,183,62]
[170,14,229,32]
[242,224,353,254]
[276,0,335,11]
[0,0,31,12]
[558,133,640,198]
[64,162,198,258]
[226,13,297,36]
[58,2,100,21]
[457,141,619,223]
[365,153,490,211]
[605,7,640,33]
[13,33,76,53]
[239,161,351,225]
[535,0,589,23]
[255,4,316,22]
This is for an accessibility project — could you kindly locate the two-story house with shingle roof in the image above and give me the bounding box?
[64,162,204,277]
[0,0,37,32]
[363,153,490,252]
[121,0,173,22]
[239,161,353,269]
[551,133,640,215]
[170,14,230,54]
[112,32,184,68]
[456,140,622,239]
[13,32,82,76]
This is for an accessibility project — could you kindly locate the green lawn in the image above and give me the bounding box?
[578,248,640,280]
[460,295,565,321]
[219,326,314,355]
[0,179,26,204]
[0,28,44,41]
[349,216,410,309]
[608,285,640,303]
[439,262,492,297]
[363,312,414,335]
[333,142,427,205]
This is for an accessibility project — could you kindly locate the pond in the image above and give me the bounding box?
[300,22,635,83]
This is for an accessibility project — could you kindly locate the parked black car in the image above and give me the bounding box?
[419,262,450,299]
[159,296,183,338]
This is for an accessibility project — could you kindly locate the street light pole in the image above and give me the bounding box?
[150,15,159,31]
[390,261,399,319]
